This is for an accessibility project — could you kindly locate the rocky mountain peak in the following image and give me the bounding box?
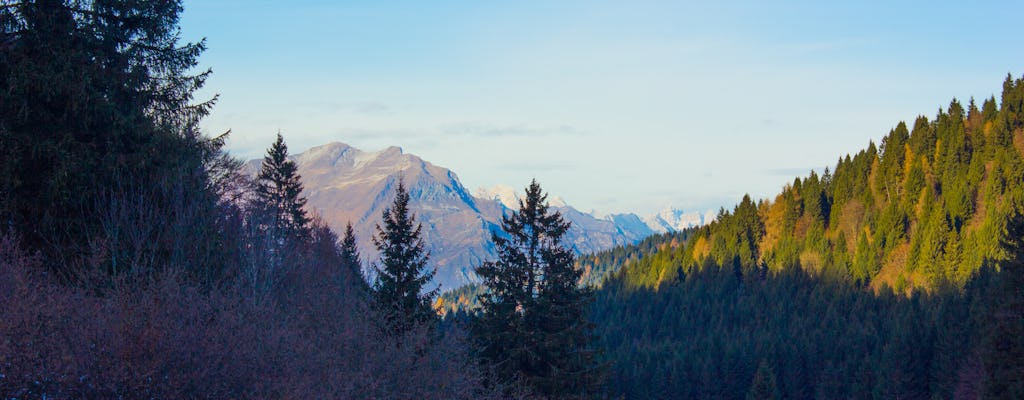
[250,142,661,289]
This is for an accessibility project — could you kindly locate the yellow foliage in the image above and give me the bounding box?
[759,196,785,258]
[794,215,811,239]
[1013,128,1024,155]
[903,144,916,178]
[868,157,882,208]
[836,200,864,249]
[872,243,912,293]
[691,236,710,262]
[798,250,822,274]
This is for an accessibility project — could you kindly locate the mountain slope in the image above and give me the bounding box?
[616,74,1024,291]
[290,143,499,288]
[586,72,1024,400]
[249,142,656,289]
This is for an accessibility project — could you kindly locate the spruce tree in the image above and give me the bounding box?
[0,0,219,280]
[373,178,437,335]
[340,221,369,292]
[341,222,362,276]
[474,179,603,398]
[255,133,310,241]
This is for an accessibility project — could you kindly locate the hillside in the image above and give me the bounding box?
[616,74,1024,292]
[588,73,1024,399]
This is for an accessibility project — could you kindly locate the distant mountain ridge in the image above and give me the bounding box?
[641,207,717,233]
[246,142,708,289]
[476,184,715,236]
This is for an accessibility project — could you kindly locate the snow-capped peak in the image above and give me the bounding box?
[474,184,520,209]
[548,195,567,208]
[588,209,611,220]
[474,184,569,209]
[641,207,715,233]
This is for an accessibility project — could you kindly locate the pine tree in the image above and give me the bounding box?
[373,178,437,335]
[255,133,310,241]
[474,179,603,398]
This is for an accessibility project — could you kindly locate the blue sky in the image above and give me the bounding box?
[180,1,1024,215]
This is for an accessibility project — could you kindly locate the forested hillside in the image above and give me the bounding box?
[620,75,1024,291]
[437,230,690,314]
[578,230,693,287]
[594,266,997,399]
[591,74,1024,399]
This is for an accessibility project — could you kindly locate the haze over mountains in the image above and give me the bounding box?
[248,142,712,289]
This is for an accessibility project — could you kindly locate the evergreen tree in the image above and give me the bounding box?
[340,221,369,292]
[747,360,781,400]
[255,133,310,240]
[0,0,220,280]
[983,212,1024,398]
[373,178,437,335]
[474,179,603,398]
[341,222,362,276]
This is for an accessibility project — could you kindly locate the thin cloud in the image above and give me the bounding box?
[349,102,392,114]
[496,161,575,172]
[298,101,393,115]
[440,122,587,138]
[765,167,823,177]
[330,127,419,141]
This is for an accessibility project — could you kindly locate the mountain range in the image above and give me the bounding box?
[247,142,712,289]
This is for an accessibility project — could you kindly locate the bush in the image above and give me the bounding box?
[0,233,503,399]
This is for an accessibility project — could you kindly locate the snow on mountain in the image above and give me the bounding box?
[641,207,716,233]
[474,184,519,209]
[248,142,659,289]
[475,184,567,209]
[473,185,654,254]
[604,213,654,236]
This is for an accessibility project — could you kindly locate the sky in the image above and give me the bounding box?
[179,0,1024,216]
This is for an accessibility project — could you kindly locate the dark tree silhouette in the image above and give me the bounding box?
[0,0,221,281]
[474,179,603,398]
[255,133,310,241]
[373,178,437,335]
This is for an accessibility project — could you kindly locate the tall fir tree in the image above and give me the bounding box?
[340,221,368,291]
[474,179,604,398]
[373,178,437,335]
[255,133,310,241]
[0,0,221,281]
[341,222,362,275]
